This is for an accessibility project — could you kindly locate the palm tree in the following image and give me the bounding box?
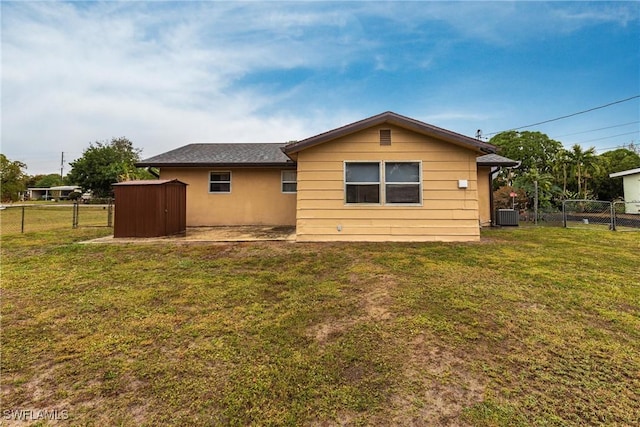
[567,144,597,199]
[552,149,571,196]
[514,167,556,211]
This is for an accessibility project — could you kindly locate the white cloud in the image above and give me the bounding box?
[552,3,639,28]
[2,1,638,174]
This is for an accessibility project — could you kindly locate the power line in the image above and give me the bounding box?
[485,95,640,137]
[552,120,640,139]
[597,140,638,152]
[575,130,639,144]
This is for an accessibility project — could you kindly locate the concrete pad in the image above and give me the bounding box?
[84,225,296,244]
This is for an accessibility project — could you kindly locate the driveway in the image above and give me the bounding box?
[86,225,296,243]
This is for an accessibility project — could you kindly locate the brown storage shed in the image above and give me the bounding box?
[113,179,187,238]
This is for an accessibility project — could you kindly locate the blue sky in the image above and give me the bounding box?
[2,1,639,175]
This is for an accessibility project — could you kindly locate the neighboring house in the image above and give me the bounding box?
[26,187,52,200]
[27,185,81,201]
[609,168,640,214]
[137,111,517,242]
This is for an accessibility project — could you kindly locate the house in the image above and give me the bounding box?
[609,168,640,214]
[137,111,517,242]
[26,185,81,201]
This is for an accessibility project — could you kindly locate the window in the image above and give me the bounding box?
[282,170,297,193]
[345,162,380,204]
[385,162,420,204]
[345,161,421,205]
[209,171,231,193]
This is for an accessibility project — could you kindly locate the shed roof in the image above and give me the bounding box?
[137,143,293,168]
[283,111,497,156]
[609,168,640,178]
[112,179,187,186]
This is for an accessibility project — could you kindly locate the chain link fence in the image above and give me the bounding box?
[563,200,613,229]
[561,200,640,231]
[0,202,113,235]
[612,200,640,232]
[518,208,564,226]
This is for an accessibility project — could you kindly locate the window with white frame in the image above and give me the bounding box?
[282,170,297,193]
[345,162,381,204]
[385,162,421,204]
[345,161,421,205]
[209,171,231,193]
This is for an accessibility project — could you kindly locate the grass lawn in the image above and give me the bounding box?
[1,227,638,426]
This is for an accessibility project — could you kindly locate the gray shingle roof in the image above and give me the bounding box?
[137,143,294,167]
[476,153,519,167]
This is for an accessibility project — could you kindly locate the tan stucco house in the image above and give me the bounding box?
[137,112,516,242]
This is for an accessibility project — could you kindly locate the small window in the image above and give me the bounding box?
[385,162,421,204]
[345,162,380,204]
[380,129,391,146]
[209,171,231,193]
[282,170,297,193]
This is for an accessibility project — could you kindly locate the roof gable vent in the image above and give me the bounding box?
[380,129,391,146]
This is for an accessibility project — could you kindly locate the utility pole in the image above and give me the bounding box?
[60,152,64,179]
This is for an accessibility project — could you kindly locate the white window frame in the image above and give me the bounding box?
[209,171,231,194]
[344,161,382,205]
[281,170,297,194]
[344,161,422,206]
[384,161,423,206]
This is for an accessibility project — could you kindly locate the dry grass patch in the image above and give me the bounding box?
[1,227,639,426]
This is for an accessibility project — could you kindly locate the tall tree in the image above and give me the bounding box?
[66,137,151,197]
[489,131,562,189]
[490,131,563,175]
[34,173,64,188]
[551,149,571,196]
[622,142,639,155]
[592,148,640,200]
[513,167,558,209]
[567,144,597,199]
[0,154,27,202]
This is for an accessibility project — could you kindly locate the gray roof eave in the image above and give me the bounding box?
[135,161,296,168]
[476,153,519,167]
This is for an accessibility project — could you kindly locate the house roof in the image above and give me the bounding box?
[476,153,519,167]
[609,168,640,178]
[282,111,497,156]
[137,143,294,168]
[49,186,81,191]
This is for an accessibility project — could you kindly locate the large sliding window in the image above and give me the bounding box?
[345,161,421,205]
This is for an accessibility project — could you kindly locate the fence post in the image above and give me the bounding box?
[107,200,113,227]
[21,206,25,233]
[562,200,566,228]
[72,202,78,229]
[611,202,616,231]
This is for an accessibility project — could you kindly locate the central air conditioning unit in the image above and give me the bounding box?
[496,209,519,226]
